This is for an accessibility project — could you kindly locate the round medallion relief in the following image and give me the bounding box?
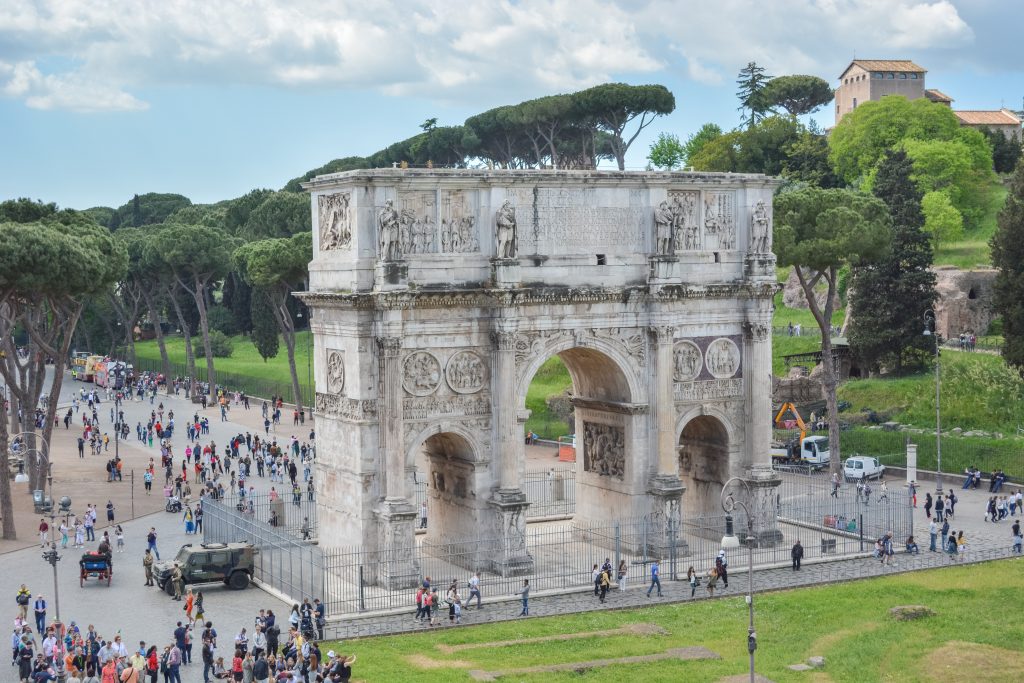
[705,338,740,379]
[445,351,488,394]
[672,341,703,382]
[325,350,345,394]
[402,351,441,396]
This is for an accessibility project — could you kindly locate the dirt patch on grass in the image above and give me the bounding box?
[468,647,719,680]
[406,653,474,669]
[436,621,668,654]
[807,622,882,655]
[922,641,1021,681]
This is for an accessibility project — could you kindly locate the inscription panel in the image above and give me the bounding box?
[673,378,743,402]
[507,187,645,253]
[403,394,491,420]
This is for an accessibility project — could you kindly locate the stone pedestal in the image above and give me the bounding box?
[372,499,420,590]
[746,466,783,546]
[744,253,776,280]
[645,474,688,569]
[490,258,521,289]
[487,488,534,576]
[374,260,408,290]
[648,254,679,283]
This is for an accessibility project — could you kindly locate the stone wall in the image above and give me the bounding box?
[933,266,997,338]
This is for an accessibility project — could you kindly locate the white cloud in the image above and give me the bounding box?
[0,0,990,113]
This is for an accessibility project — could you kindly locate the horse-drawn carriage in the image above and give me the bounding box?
[80,551,112,587]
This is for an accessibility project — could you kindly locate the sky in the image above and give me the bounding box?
[1,0,1022,210]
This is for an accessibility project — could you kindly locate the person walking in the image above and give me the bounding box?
[934,495,944,522]
[924,492,933,520]
[468,572,482,609]
[687,566,698,597]
[33,594,46,633]
[171,563,184,600]
[791,540,803,570]
[516,580,530,617]
[706,565,720,596]
[419,502,427,530]
[106,500,115,525]
[591,564,601,597]
[830,472,839,498]
[929,519,938,552]
[646,560,662,598]
[1012,520,1022,554]
[146,528,160,560]
[716,550,729,588]
[617,559,628,591]
[598,569,610,603]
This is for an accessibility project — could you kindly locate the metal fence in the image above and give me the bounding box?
[205,490,318,539]
[131,356,314,409]
[414,467,576,520]
[202,493,323,602]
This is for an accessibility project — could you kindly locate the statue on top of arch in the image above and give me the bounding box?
[495,200,517,259]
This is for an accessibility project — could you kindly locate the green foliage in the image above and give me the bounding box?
[735,61,771,128]
[207,329,234,358]
[921,190,964,250]
[82,206,116,228]
[0,197,58,223]
[647,132,684,170]
[114,192,192,227]
[901,134,994,229]
[233,233,312,290]
[848,150,936,375]
[205,304,239,336]
[165,203,226,229]
[782,129,841,188]
[990,160,1024,373]
[759,74,833,117]
[250,288,280,361]
[981,126,1023,174]
[681,123,722,166]
[283,158,366,193]
[524,356,573,439]
[774,187,891,274]
[574,83,676,170]
[829,97,964,184]
[222,273,252,335]
[687,131,740,171]
[240,191,309,241]
[147,223,235,287]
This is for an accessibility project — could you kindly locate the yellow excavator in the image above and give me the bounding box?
[771,402,830,469]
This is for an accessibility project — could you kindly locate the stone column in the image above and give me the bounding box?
[646,325,686,565]
[487,328,533,575]
[372,336,419,588]
[743,321,772,469]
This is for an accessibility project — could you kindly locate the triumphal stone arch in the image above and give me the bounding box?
[301,169,781,585]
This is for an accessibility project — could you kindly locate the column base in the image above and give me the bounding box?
[375,260,409,290]
[744,253,777,279]
[490,258,521,289]
[487,489,534,576]
[372,498,420,590]
[644,475,688,569]
[746,466,784,547]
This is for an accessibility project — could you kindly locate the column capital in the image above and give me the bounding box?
[647,325,676,343]
[489,330,517,350]
[742,321,770,342]
[376,336,403,356]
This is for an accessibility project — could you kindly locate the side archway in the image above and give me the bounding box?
[676,411,733,520]
[407,425,486,544]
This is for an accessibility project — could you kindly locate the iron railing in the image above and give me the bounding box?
[414,467,576,520]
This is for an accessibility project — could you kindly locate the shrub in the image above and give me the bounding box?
[206,304,239,336]
[208,330,234,358]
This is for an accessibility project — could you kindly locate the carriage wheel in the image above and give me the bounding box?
[80,573,84,588]
[106,570,111,586]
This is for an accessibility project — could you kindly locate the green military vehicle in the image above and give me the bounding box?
[154,542,256,594]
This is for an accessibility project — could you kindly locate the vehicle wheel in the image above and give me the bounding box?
[164,581,175,596]
[228,571,250,590]
[106,572,111,586]
[80,574,84,588]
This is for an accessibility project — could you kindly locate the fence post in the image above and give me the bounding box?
[358,565,365,612]
[614,521,621,585]
[859,514,864,552]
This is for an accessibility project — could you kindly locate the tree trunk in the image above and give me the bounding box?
[0,403,15,539]
[270,288,304,417]
[796,265,842,476]
[166,287,197,390]
[143,292,173,394]
[191,276,217,400]
[39,304,81,493]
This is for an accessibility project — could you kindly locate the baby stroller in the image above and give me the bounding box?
[165,497,182,513]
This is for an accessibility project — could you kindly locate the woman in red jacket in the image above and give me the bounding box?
[145,645,159,683]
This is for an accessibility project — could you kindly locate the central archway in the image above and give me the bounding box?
[677,415,730,520]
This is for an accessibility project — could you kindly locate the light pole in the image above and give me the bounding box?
[720,477,757,683]
[10,431,52,504]
[922,310,942,494]
[42,495,72,682]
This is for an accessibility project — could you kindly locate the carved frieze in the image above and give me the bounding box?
[672,341,702,382]
[441,190,479,254]
[673,379,743,402]
[402,394,491,420]
[314,392,378,420]
[402,351,441,396]
[582,421,625,480]
[591,327,647,367]
[445,351,488,394]
[749,200,771,254]
[668,190,701,251]
[397,191,437,255]
[743,321,770,342]
[513,330,572,369]
[705,338,740,379]
[318,192,352,251]
[325,350,346,394]
[703,191,735,250]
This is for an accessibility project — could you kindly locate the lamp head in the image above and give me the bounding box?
[59,497,72,512]
[721,513,741,550]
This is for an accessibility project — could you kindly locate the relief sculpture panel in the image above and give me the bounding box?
[672,341,702,382]
[397,191,437,255]
[445,351,488,394]
[582,421,625,480]
[668,190,701,251]
[402,351,441,396]
[325,350,346,394]
[440,190,479,253]
[703,191,736,250]
[705,338,740,379]
[319,192,352,251]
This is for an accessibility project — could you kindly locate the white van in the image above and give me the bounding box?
[844,456,884,482]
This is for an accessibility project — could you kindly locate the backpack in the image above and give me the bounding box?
[16,592,29,606]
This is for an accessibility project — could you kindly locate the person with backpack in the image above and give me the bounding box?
[716,550,729,588]
[16,584,31,620]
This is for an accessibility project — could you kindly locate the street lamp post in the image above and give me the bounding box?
[10,431,52,504]
[42,495,72,682]
[922,310,942,494]
[720,477,757,683]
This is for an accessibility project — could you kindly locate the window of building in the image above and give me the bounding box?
[887,73,895,79]
[853,97,858,108]
[836,104,840,114]
[910,73,919,79]
[899,73,907,79]
[873,72,882,79]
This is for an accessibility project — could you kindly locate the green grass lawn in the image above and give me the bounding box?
[324,559,1024,682]
[525,356,573,440]
[933,183,1007,269]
